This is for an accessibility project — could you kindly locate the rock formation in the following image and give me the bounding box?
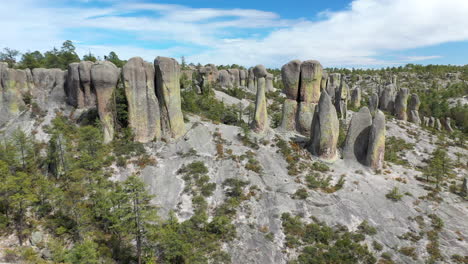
[394,88,409,120]
[408,93,421,124]
[91,61,120,143]
[265,73,274,92]
[379,83,396,112]
[247,67,256,92]
[350,88,361,109]
[335,79,348,120]
[309,91,339,161]
[368,93,379,115]
[443,117,454,133]
[123,57,161,143]
[423,116,430,127]
[429,117,435,128]
[321,71,328,92]
[251,65,268,133]
[0,63,29,126]
[228,69,240,87]
[218,70,232,88]
[279,99,297,131]
[32,68,66,110]
[281,60,301,100]
[343,107,372,163]
[240,70,247,86]
[326,73,341,101]
[66,61,96,109]
[299,60,322,104]
[198,64,218,93]
[366,110,386,169]
[154,56,186,140]
[435,118,442,131]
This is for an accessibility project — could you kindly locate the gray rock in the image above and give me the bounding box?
[379,84,396,112]
[251,65,268,133]
[228,69,240,87]
[265,73,274,92]
[335,79,348,120]
[240,69,247,86]
[281,60,301,100]
[366,110,386,169]
[393,88,409,121]
[0,63,28,126]
[199,64,219,93]
[350,88,361,109]
[429,117,435,127]
[368,93,379,115]
[299,60,322,103]
[435,118,442,131]
[326,73,341,101]
[296,102,316,136]
[309,91,339,161]
[343,107,372,164]
[423,116,430,126]
[408,93,421,124]
[32,68,66,110]
[155,56,186,140]
[443,117,454,133]
[253,65,267,78]
[280,99,297,131]
[462,178,468,198]
[248,67,256,92]
[321,71,328,91]
[78,61,95,107]
[91,61,120,143]
[65,63,82,108]
[123,57,161,143]
[218,70,232,88]
[30,231,44,246]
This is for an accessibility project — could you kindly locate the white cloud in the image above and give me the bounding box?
[1,0,467,68]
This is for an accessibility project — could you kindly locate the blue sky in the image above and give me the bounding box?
[1,0,468,68]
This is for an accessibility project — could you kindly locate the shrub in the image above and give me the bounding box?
[293,188,309,200]
[386,187,403,201]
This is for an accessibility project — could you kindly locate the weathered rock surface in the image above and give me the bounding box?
[366,110,386,169]
[155,56,186,140]
[326,73,341,101]
[251,65,268,133]
[32,68,66,110]
[296,102,316,136]
[309,91,339,161]
[218,70,232,88]
[66,61,95,108]
[435,118,442,131]
[240,70,247,86]
[0,63,28,126]
[379,84,396,112]
[228,69,240,87]
[265,73,274,92]
[335,79,348,120]
[247,67,256,92]
[368,92,379,115]
[408,93,421,124]
[443,117,454,132]
[429,117,435,127]
[343,107,372,163]
[281,60,301,100]
[91,61,120,143]
[423,116,430,126]
[199,64,219,93]
[299,60,322,103]
[350,87,361,109]
[78,61,95,107]
[123,57,161,143]
[394,88,409,120]
[279,99,297,131]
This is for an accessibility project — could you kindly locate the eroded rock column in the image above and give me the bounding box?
[408,93,421,124]
[250,65,268,133]
[394,88,409,121]
[366,110,386,169]
[343,107,372,163]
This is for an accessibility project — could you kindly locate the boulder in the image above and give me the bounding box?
[321,71,328,91]
[379,84,396,112]
[66,63,82,108]
[435,118,442,131]
[393,88,409,120]
[228,69,240,87]
[368,93,379,115]
[350,88,361,109]
[32,68,66,110]
[123,57,161,143]
[199,64,218,93]
[408,93,421,124]
[280,99,298,131]
[423,116,430,127]
[281,60,301,100]
[366,110,386,169]
[251,65,268,133]
[335,79,348,120]
[308,91,339,161]
[299,60,322,103]
[218,70,232,88]
[91,61,120,143]
[240,70,247,86]
[343,107,372,163]
[429,117,435,128]
[78,61,95,107]
[296,102,316,136]
[265,73,274,92]
[154,56,186,140]
[326,73,341,101]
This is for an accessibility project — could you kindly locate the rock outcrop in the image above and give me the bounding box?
[423,116,430,127]
[66,61,96,108]
[350,88,361,109]
[251,65,268,133]
[240,70,247,86]
[31,68,66,110]
[279,99,297,131]
[0,63,28,125]
[247,67,256,92]
[309,91,339,161]
[218,70,232,88]
[91,61,120,143]
[366,110,386,169]
[299,60,322,104]
[154,56,186,140]
[199,64,218,93]
[443,117,454,133]
[265,73,274,92]
[368,93,379,115]
[335,79,348,120]
[379,83,396,112]
[429,117,435,128]
[281,60,301,100]
[343,107,372,163]
[394,88,409,120]
[326,73,341,101]
[228,69,240,87]
[435,118,442,131]
[408,93,421,124]
[123,57,161,143]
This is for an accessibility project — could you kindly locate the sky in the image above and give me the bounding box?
[1,0,468,68]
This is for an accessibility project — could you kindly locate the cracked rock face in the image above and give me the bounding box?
[0,63,28,126]
[66,61,96,109]
[154,56,186,140]
[218,70,232,88]
[299,60,322,104]
[281,60,301,100]
[326,73,341,101]
[350,87,361,109]
[368,92,379,115]
[343,107,372,164]
[379,83,396,113]
[408,93,421,124]
[335,79,348,120]
[91,61,120,143]
[309,91,339,161]
[228,68,240,87]
[123,57,161,143]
